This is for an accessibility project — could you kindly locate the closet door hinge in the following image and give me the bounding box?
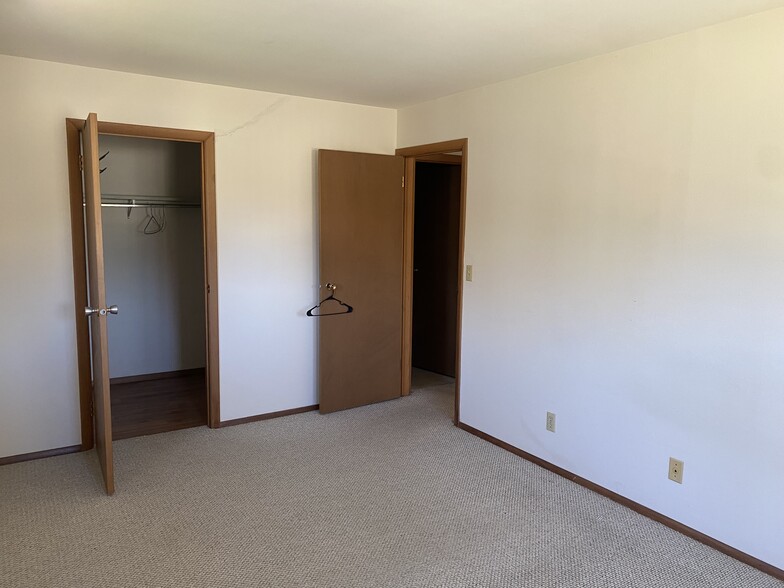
[402,176,405,188]
[79,155,84,172]
[207,284,211,294]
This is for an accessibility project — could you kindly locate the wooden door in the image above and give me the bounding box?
[412,162,461,377]
[318,150,405,413]
[82,113,115,495]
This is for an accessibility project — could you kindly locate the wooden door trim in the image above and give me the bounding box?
[410,153,462,165]
[396,139,467,156]
[401,156,416,399]
[96,121,212,142]
[65,117,221,450]
[396,138,468,425]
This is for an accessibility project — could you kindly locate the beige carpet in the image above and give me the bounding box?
[1,378,780,588]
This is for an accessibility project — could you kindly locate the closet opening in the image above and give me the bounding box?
[99,135,207,439]
[65,118,220,455]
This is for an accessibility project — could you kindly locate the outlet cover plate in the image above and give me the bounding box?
[668,457,684,484]
[546,412,556,433]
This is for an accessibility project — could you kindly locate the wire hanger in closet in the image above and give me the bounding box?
[306,283,354,317]
[143,206,167,234]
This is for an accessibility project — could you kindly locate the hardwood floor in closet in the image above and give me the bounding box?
[110,369,207,440]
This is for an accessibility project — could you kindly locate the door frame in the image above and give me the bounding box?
[396,138,468,424]
[65,118,221,449]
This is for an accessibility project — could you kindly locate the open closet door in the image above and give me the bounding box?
[317,150,404,413]
[82,113,115,495]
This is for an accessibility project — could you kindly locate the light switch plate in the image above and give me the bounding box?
[466,265,473,282]
[546,412,556,432]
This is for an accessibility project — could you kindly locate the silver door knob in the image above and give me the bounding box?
[85,305,119,317]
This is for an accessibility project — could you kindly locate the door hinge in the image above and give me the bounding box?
[207,284,211,294]
[402,176,405,188]
[79,155,84,171]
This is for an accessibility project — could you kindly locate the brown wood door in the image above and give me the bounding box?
[82,113,115,495]
[318,150,404,413]
[412,162,461,377]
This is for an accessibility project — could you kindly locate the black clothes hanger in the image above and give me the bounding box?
[307,283,354,317]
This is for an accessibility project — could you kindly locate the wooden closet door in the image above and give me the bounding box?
[317,150,405,413]
[82,113,115,495]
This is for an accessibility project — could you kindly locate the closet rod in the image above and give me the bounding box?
[82,197,201,209]
[96,202,201,208]
[99,193,200,207]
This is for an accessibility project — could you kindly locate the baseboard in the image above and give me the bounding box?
[110,367,205,385]
[220,404,319,427]
[1,403,318,463]
[0,444,83,466]
[456,422,783,581]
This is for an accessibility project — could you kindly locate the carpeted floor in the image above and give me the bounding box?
[1,374,781,588]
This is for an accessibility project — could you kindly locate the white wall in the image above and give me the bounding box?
[0,55,396,457]
[398,9,784,569]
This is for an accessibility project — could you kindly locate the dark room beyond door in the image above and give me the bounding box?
[412,161,461,377]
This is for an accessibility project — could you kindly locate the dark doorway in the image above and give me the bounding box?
[411,161,462,378]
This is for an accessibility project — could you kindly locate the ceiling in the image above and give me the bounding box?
[1,0,782,108]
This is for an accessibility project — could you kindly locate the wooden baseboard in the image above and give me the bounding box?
[220,404,319,428]
[456,422,783,581]
[0,444,83,466]
[110,368,205,385]
[1,402,317,463]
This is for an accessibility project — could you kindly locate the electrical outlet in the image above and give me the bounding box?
[466,265,473,282]
[668,457,684,484]
[546,412,556,433]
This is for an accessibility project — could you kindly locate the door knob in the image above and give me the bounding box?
[85,305,119,317]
